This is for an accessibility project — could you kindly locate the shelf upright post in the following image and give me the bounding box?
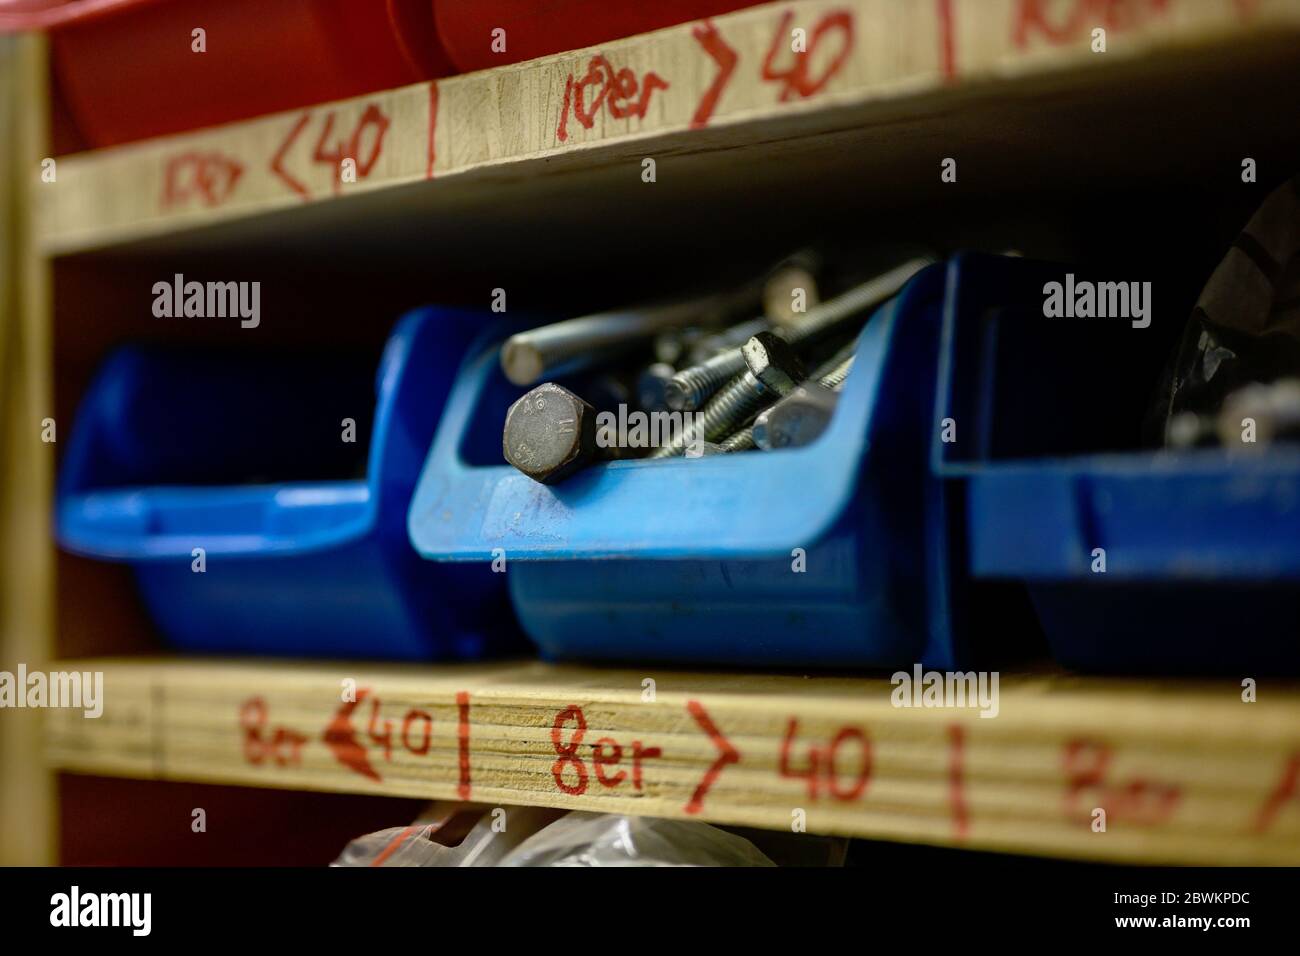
[0,30,56,867]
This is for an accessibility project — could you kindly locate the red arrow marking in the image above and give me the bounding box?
[324,689,381,782]
[1254,751,1300,832]
[690,19,737,129]
[685,700,739,814]
[270,111,312,201]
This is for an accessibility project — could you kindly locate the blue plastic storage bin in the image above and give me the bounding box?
[933,253,1300,673]
[408,264,966,668]
[57,307,519,660]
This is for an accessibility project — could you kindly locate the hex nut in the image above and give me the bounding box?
[742,331,806,397]
[503,383,598,483]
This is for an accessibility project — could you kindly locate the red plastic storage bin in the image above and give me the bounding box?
[433,0,766,73]
[23,0,453,147]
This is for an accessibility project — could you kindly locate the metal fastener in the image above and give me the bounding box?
[753,383,840,450]
[501,293,742,387]
[665,257,932,411]
[503,383,607,483]
[753,353,855,450]
[685,316,770,366]
[651,331,806,458]
[719,426,756,452]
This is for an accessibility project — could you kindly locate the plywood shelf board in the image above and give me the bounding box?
[33,0,1300,258]
[44,657,1300,865]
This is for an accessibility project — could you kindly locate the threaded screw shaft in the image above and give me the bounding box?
[720,426,756,452]
[651,370,766,458]
[664,348,747,411]
[816,355,854,391]
[664,257,930,411]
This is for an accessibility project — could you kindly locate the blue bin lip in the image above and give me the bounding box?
[59,482,374,560]
[951,445,1300,476]
[930,253,1300,581]
[57,307,475,562]
[408,267,946,562]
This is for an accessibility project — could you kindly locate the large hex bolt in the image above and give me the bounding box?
[503,383,603,483]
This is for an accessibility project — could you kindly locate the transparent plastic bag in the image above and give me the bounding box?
[333,804,774,867]
[498,811,775,867]
[332,803,563,867]
[1150,174,1300,445]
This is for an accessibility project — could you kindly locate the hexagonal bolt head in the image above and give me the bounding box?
[742,331,806,397]
[753,383,840,450]
[503,382,598,484]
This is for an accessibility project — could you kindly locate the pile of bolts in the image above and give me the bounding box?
[500,253,935,484]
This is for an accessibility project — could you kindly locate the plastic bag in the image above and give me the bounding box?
[1150,174,1300,445]
[333,805,774,867]
[332,804,564,867]
[498,812,775,867]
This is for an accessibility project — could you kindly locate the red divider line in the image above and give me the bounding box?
[937,0,957,81]
[456,691,472,799]
[426,81,440,179]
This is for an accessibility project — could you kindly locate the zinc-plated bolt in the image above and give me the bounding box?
[752,354,855,450]
[685,440,726,458]
[651,332,805,458]
[685,317,770,367]
[743,331,806,395]
[719,426,756,452]
[754,383,840,450]
[815,353,855,390]
[664,347,748,412]
[665,257,931,411]
[503,383,606,483]
[502,295,739,387]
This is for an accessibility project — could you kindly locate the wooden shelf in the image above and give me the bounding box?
[15,0,1300,870]
[44,657,1300,865]
[34,0,1300,258]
